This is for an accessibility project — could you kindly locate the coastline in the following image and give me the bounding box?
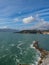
[33,41,49,65]
[15,30,49,35]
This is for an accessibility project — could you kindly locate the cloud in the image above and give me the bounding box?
[36,8,49,13]
[22,14,42,24]
[0,26,8,29]
[23,14,49,30]
[14,18,19,22]
[31,18,49,30]
[23,16,35,23]
[38,21,49,30]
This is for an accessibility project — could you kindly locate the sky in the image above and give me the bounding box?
[0,0,49,30]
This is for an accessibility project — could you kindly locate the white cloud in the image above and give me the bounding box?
[23,16,35,23]
[3,26,8,28]
[14,18,19,22]
[22,14,49,30]
[31,19,49,30]
[36,8,49,13]
[38,12,49,16]
[38,21,49,30]
[0,26,8,29]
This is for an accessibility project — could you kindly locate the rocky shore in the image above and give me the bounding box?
[33,41,49,65]
[18,41,49,65]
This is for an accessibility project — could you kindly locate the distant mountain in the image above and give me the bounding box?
[0,29,19,32]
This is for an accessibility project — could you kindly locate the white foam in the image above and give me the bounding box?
[17,43,23,55]
[30,44,33,48]
[16,59,20,63]
[18,41,22,43]
[30,41,41,65]
[10,44,15,47]
[35,61,38,65]
[17,43,23,48]
[30,43,35,49]
[5,48,9,51]
[30,41,37,49]
[20,51,22,55]
[38,57,41,62]
[2,55,6,58]
[1,45,4,49]
[15,55,17,58]
[29,64,35,65]
[24,51,27,54]
[31,64,34,65]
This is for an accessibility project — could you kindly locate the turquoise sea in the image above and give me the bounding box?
[0,32,49,65]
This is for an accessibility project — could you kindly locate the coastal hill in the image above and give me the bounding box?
[17,30,42,34]
[17,30,49,34]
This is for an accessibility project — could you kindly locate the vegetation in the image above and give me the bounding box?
[17,30,49,34]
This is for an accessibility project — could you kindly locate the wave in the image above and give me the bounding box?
[17,41,24,55]
[30,44,36,49]
[30,41,37,49]
[16,59,20,63]
[30,41,41,65]
[10,44,15,47]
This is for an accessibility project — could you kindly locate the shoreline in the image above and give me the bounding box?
[33,41,49,65]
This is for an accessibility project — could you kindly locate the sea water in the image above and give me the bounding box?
[0,32,49,65]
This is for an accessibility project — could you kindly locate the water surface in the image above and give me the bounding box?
[0,32,49,65]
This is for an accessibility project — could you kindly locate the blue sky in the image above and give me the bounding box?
[0,0,49,30]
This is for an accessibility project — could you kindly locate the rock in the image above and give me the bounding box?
[33,41,39,49]
[34,41,49,65]
[18,64,29,65]
[18,41,49,65]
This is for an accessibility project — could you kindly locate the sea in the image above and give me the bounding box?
[0,32,49,65]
